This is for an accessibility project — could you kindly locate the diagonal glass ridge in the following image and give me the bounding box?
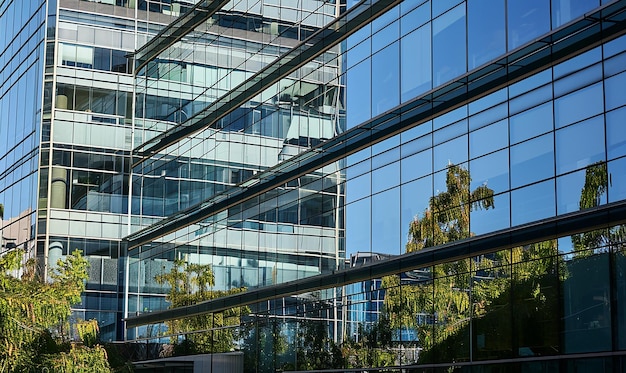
[132,0,403,162]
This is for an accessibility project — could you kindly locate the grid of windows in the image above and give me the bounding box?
[345,0,611,129]
[344,38,626,258]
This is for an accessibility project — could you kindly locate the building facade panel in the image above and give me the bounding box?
[124,0,626,371]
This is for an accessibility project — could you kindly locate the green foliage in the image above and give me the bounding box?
[0,249,111,372]
[342,313,396,368]
[406,164,494,252]
[572,162,611,257]
[77,319,100,348]
[43,344,111,373]
[379,164,495,359]
[295,319,345,370]
[155,258,248,354]
[242,318,288,373]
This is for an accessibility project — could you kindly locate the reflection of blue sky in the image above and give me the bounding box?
[510,102,553,145]
[341,0,620,258]
[511,133,554,189]
[470,150,509,194]
[434,136,467,172]
[512,180,556,226]
[372,187,400,255]
[607,107,626,160]
[470,119,507,159]
[556,115,604,175]
[471,193,510,235]
[557,169,599,215]
[346,197,370,254]
[609,158,626,203]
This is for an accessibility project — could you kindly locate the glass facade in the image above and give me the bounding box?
[0,0,46,268]
[125,0,626,371]
[3,0,626,371]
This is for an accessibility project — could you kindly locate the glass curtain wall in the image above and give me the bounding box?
[129,0,345,344]
[42,0,206,341]
[0,0,47,261]
[123,0,626,371]
[134,224,626,371]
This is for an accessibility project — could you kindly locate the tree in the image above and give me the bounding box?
[154,258,248,354]
[0,249,111,372]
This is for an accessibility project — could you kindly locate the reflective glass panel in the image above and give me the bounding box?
[434,135,468,172]
[604,70,626,111]
[401,24,432,102]
[507,0,550,50]
[346,197,371,255]
[509,101,554,145]
[469,119,508,159]
[470,149,509,194]
[346,59,371,128]
[606,107,626,161]
[432,4,466,87]
[372,42,400,117]
[510,133,554,188]
[552,0,600,28]
[372,187,400,255]
[467,0,505,70]
[608,157,626,203]
[511,180,555,226]
[555,115,605,175]
[554,82,603,128]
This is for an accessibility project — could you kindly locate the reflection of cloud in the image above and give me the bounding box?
[521,9,537,18]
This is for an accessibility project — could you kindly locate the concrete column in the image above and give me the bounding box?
[50,167,67,209]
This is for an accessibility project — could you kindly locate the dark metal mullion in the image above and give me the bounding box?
[125,200,626,327]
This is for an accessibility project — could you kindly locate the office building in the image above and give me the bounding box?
[3,0,626,371]
[1,0,343,345]
[125,0,626,372]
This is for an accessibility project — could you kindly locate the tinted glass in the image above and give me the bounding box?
[555,115,605,175]
[346,59,371,128]
[606,107,626,160]
[511,180,555,225]
[507,0,550,50]
[467,0,505,69]
[509,102,554,144]
[433,4,466,86]
[510,133,554,188]
[554,82,603,128]
[401,24,431,102]
[372,42,400,116]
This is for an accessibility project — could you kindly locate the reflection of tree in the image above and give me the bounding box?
[342,313,395,368]
[406,164,494,252]
[375,164,564,363]
[294,318,344,371]
[379,164,495,361]
[571,162,624,256]
[242,316,287,373]
[154,259,248,355]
